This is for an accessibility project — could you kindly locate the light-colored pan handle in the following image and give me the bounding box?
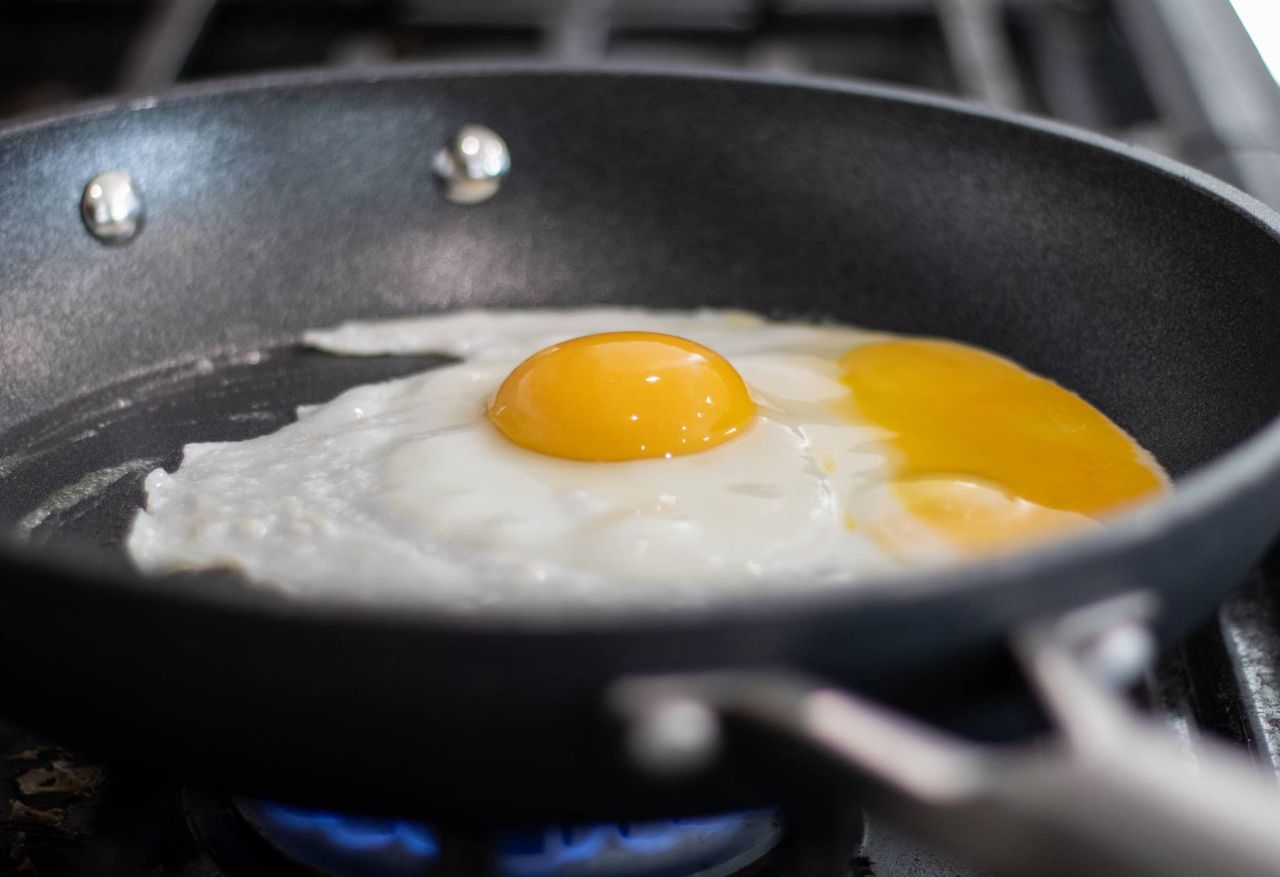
[610,595,1280,877]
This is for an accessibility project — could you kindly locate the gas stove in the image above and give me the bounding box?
[4,2,1280,876]
[0,728,934,876]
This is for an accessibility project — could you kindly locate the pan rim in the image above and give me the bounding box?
[3,62,1280,633]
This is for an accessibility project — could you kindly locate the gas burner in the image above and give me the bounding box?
[186,791,791,877]
[240,801,781,877]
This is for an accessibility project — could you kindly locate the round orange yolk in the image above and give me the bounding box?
[489,332,756,462]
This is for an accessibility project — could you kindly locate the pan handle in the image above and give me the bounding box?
[610,595,1280,877]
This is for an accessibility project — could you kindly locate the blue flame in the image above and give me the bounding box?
[256,803,440,858]
[502,826,610,876]
[247,801,773,877]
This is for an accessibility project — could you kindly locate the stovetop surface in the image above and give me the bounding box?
[4,1,1280,875]
[0,718,983,876]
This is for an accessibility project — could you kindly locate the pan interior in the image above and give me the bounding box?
[1,70,1280,586]
[0,348,451,556]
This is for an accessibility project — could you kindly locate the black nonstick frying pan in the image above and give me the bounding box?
[5,66,1280,875]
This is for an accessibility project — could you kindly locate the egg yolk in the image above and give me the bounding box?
[887,479,1098,552]
[841,339,1166,551]
[489,332,756,462]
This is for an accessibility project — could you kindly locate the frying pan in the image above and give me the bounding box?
[5,66,1280,873]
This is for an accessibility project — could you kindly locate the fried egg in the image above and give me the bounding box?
[125,308,1168,610]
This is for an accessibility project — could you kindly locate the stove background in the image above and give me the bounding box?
[4,1,1280,875]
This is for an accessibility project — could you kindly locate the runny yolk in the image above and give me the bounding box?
[489,332,756,462]
[840,339,1167,552]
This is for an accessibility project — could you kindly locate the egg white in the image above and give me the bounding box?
[124,309,1038,610]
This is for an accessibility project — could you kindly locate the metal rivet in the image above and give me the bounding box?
[1079,621,1157,688]
[625,696,722,778]
[81,171,143,243]
[433,125,510,205]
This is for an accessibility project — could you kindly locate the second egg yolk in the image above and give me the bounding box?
[489,332,756,462]
[840,338,1167,553]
